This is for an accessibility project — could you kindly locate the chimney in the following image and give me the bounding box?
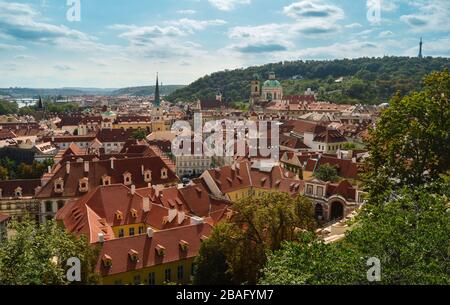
[143,197,150,212]
[110,158,114,169]
[48,165,52,173]
[51,136,55,142]
[141,165,144,175]
[98,233,105,243]
[351,157,357,163]
[84,161,89,173]
[130,184,136,195]
[147,227,154,238]
[66,162,70,174]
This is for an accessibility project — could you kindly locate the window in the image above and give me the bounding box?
[45,201,53,213]
[118,229,124,238]
[316,186,324,197]
[129,227,135,236]
[306,185,313,195]
[164,269,171,282]
[138,226,144,234]
[57,200,64,210]
[133,275,141,285]
[148,272,156,285]
[177,265,184,280]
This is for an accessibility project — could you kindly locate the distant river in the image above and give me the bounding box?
[13,99,38,108]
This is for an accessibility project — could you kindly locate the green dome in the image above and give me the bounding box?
[102,110,116,117]
[263,79,281,88]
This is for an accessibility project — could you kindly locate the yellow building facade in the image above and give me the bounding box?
[101,258,196,285]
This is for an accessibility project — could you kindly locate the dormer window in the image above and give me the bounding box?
[161,168,168,179]
[79,177,89,193]
[179,240,189,251]
[102,175,111,186]
[115,210,123,220]
[155,244,165,256]
[128,249,139,262]
[143,170,152,183]
[15,187,22,197]
[102,254,112,267]
[130,208,138,218]
[123,172,132,186]
[54,178,64,194]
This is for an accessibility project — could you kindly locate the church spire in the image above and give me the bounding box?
[154,72,161,107]
[418,37,423,59]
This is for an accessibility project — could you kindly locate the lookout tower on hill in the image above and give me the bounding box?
[418,37,423,59]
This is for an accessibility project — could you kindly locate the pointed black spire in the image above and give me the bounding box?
[154,73,161,107]
[37,95,43,109]
[418,37,423,59]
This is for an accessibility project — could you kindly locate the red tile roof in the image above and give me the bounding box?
[0,179,42,197]
[96,223,212,276]
[37,156,179,199]
[313,129,347,143]
[0,213,10,223]
[304,155,359,179]
[56,184,193,243]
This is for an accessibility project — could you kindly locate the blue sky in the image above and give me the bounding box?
[0,0,449,88]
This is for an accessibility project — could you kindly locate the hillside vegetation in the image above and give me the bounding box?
[166,56,450,105]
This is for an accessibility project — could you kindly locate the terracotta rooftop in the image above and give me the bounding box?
[96,223,212,277]
[37,156,179,199]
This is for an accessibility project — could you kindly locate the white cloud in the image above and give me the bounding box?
[288,40,385,59]
[167,18,226,33]
[53,64,75,71]
[177,9,196,15]
[0,1,91,43]
[400,1,450,32]
[0,42,26,51]
[379,30,394,37]
[284,0,344,21]
[208,0,251,11]
[345,23,363,29]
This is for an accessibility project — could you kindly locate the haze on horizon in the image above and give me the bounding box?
[0,0,449,88]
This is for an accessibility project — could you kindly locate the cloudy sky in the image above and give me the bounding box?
[0,0,449,88]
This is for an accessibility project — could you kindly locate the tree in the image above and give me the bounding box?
[342,143,356,150]
[132,129,147,140]
[194,192,316,285]
[0,165,8,180]
[314,163,339,182]
[261,183,450,285]
[365,69,450,204]
[0,217,100,285]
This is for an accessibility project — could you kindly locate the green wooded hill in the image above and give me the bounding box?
[166,56,450,105]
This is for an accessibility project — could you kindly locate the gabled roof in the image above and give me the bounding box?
[313,129,347,143]
[36,156,179,198]
[96,129,134,143]
[96,223,212,276]
[0,179,41,197]
[56,184,193,243]
[304,155,359,179]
